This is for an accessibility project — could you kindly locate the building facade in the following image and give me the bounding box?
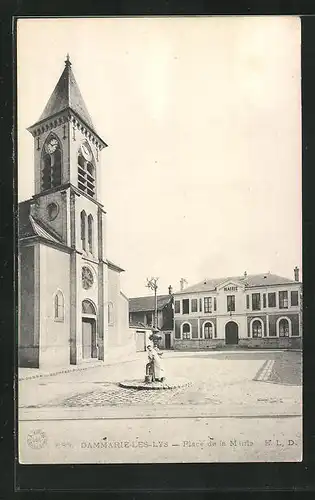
[18,56,133,370]
[173,270,302,350]
[128,323,154,352]
[129,293,174,349]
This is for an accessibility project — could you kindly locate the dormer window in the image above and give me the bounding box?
[77,142,95,198]
[42,135,62,190]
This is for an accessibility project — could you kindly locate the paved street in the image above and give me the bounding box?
[18,350,302,463]
[19,350,302,411]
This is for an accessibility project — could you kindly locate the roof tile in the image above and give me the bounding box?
[176,273,299,294]
[36,60,95,132]
[129,295,172,313]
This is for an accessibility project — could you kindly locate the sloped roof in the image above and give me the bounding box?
[129,321,155,331]
[129,294,172,313]
[30,217,62,243]
[176,273,299,294]
[34,57,95,132]
[18,200,62,244]
[18,200,36,239]
[107,259,125,273]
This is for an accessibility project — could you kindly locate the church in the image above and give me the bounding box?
[18,56,134,370]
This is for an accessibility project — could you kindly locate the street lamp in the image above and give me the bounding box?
[146,277,161,347]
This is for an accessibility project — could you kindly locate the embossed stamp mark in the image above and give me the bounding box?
[27,429,48,449]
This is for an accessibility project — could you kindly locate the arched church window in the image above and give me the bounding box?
[81,210,87,251]
[88,214,94,254]
[87,162,94,176]
[108,302,114,325]
[42,154,52,189]
[54,290,64,321]
[52,149,62,187]
[82,299,96,315]
[77,142,95,198]
[41,135,62,191]
[78,154,85,169]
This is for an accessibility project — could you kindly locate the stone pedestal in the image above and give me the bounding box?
[119,378,192,390]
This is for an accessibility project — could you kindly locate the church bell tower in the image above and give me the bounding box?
[26,55,109,363]
[27,54,107,244]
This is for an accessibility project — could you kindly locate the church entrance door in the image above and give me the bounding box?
[82,300,97,359]
[82,318,97,359]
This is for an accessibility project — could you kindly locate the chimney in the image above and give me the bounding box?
[168,285,173,295]
[294,266,299,282]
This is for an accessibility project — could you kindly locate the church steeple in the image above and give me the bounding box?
[28,56,107,199]
[35,54,95,133]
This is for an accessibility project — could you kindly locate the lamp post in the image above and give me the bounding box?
[146,277,161,347]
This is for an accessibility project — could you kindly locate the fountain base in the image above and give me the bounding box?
[119,377,192,390]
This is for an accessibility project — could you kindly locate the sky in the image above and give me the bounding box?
[17,17,302,298]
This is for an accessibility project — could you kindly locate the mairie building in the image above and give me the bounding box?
[173,268,302,350]
[18,56,133,370]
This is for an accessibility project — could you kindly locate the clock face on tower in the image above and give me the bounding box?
[45,137,59,154]
[82,266,94,290]
[81,143,92,162]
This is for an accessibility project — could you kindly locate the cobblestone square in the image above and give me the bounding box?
[20,350,302,412]
[19,350,302,463]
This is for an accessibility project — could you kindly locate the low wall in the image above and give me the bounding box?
[239,337,302,349]
[174,339,225,350]
[174,337,302,350]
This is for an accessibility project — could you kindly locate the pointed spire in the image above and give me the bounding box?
[65,53,71,67]
[35,57,95,131]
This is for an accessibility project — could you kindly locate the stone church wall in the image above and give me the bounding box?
[19,245,38,367]
[39,244,71,368]
[30,189,69,244]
